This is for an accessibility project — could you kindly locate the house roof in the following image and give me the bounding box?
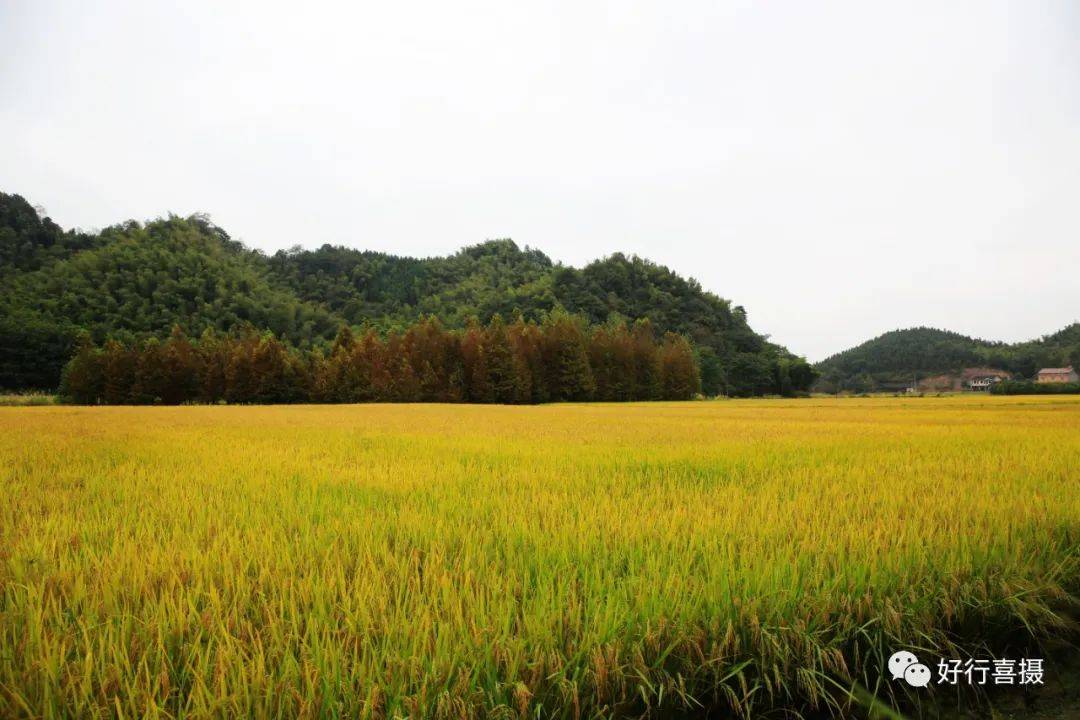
[1037,367,1075,374]
[960,367,1009,379]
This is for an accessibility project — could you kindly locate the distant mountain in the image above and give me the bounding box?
[0,191,814,395]
[815,325,1080,392]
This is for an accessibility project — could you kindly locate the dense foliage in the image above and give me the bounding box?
[990,380,1080,395]
[60,314,700,405]
[266,240,810,396]
[264,240,815,396]
[1,192,814,396]
[0,194,100,273]
[815,325,1080,393]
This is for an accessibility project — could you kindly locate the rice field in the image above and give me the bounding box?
[1,396,1078,719]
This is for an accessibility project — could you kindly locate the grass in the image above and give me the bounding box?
[0,392,57,406]
[1,396,1078,718]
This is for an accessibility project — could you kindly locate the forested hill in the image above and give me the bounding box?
[0,192,814,395]
[815,325,1080,392]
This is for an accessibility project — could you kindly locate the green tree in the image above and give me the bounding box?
[484,315,523,404]
[58,333,103,404]
[541,309,595,402]
[162,325,199,403]
[630,319,662,400]
[101,340,136,405]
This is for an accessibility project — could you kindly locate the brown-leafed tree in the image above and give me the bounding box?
[659,332,701,400]
[59,312,703,405]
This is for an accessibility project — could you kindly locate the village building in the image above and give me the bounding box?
[961,367,1010,391]
[1036,366,1078,383]
[915,368,1011,393]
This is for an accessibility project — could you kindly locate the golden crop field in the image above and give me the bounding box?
[1,397,1078,719]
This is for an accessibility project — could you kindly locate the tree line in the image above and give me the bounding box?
[990,380,1080,396]
[3,193,817,396]
[60,311,701,405]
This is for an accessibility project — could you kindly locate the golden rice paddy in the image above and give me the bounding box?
[1,396,1078,718]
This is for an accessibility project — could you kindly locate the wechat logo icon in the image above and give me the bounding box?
[889,650,931,688]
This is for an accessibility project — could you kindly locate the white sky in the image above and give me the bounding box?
[2,1,1078,361]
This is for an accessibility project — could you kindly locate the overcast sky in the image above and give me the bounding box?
[2,1,1077,360]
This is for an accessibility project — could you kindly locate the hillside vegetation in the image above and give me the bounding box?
[0,192,813,396]
[815,325,1080,393]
